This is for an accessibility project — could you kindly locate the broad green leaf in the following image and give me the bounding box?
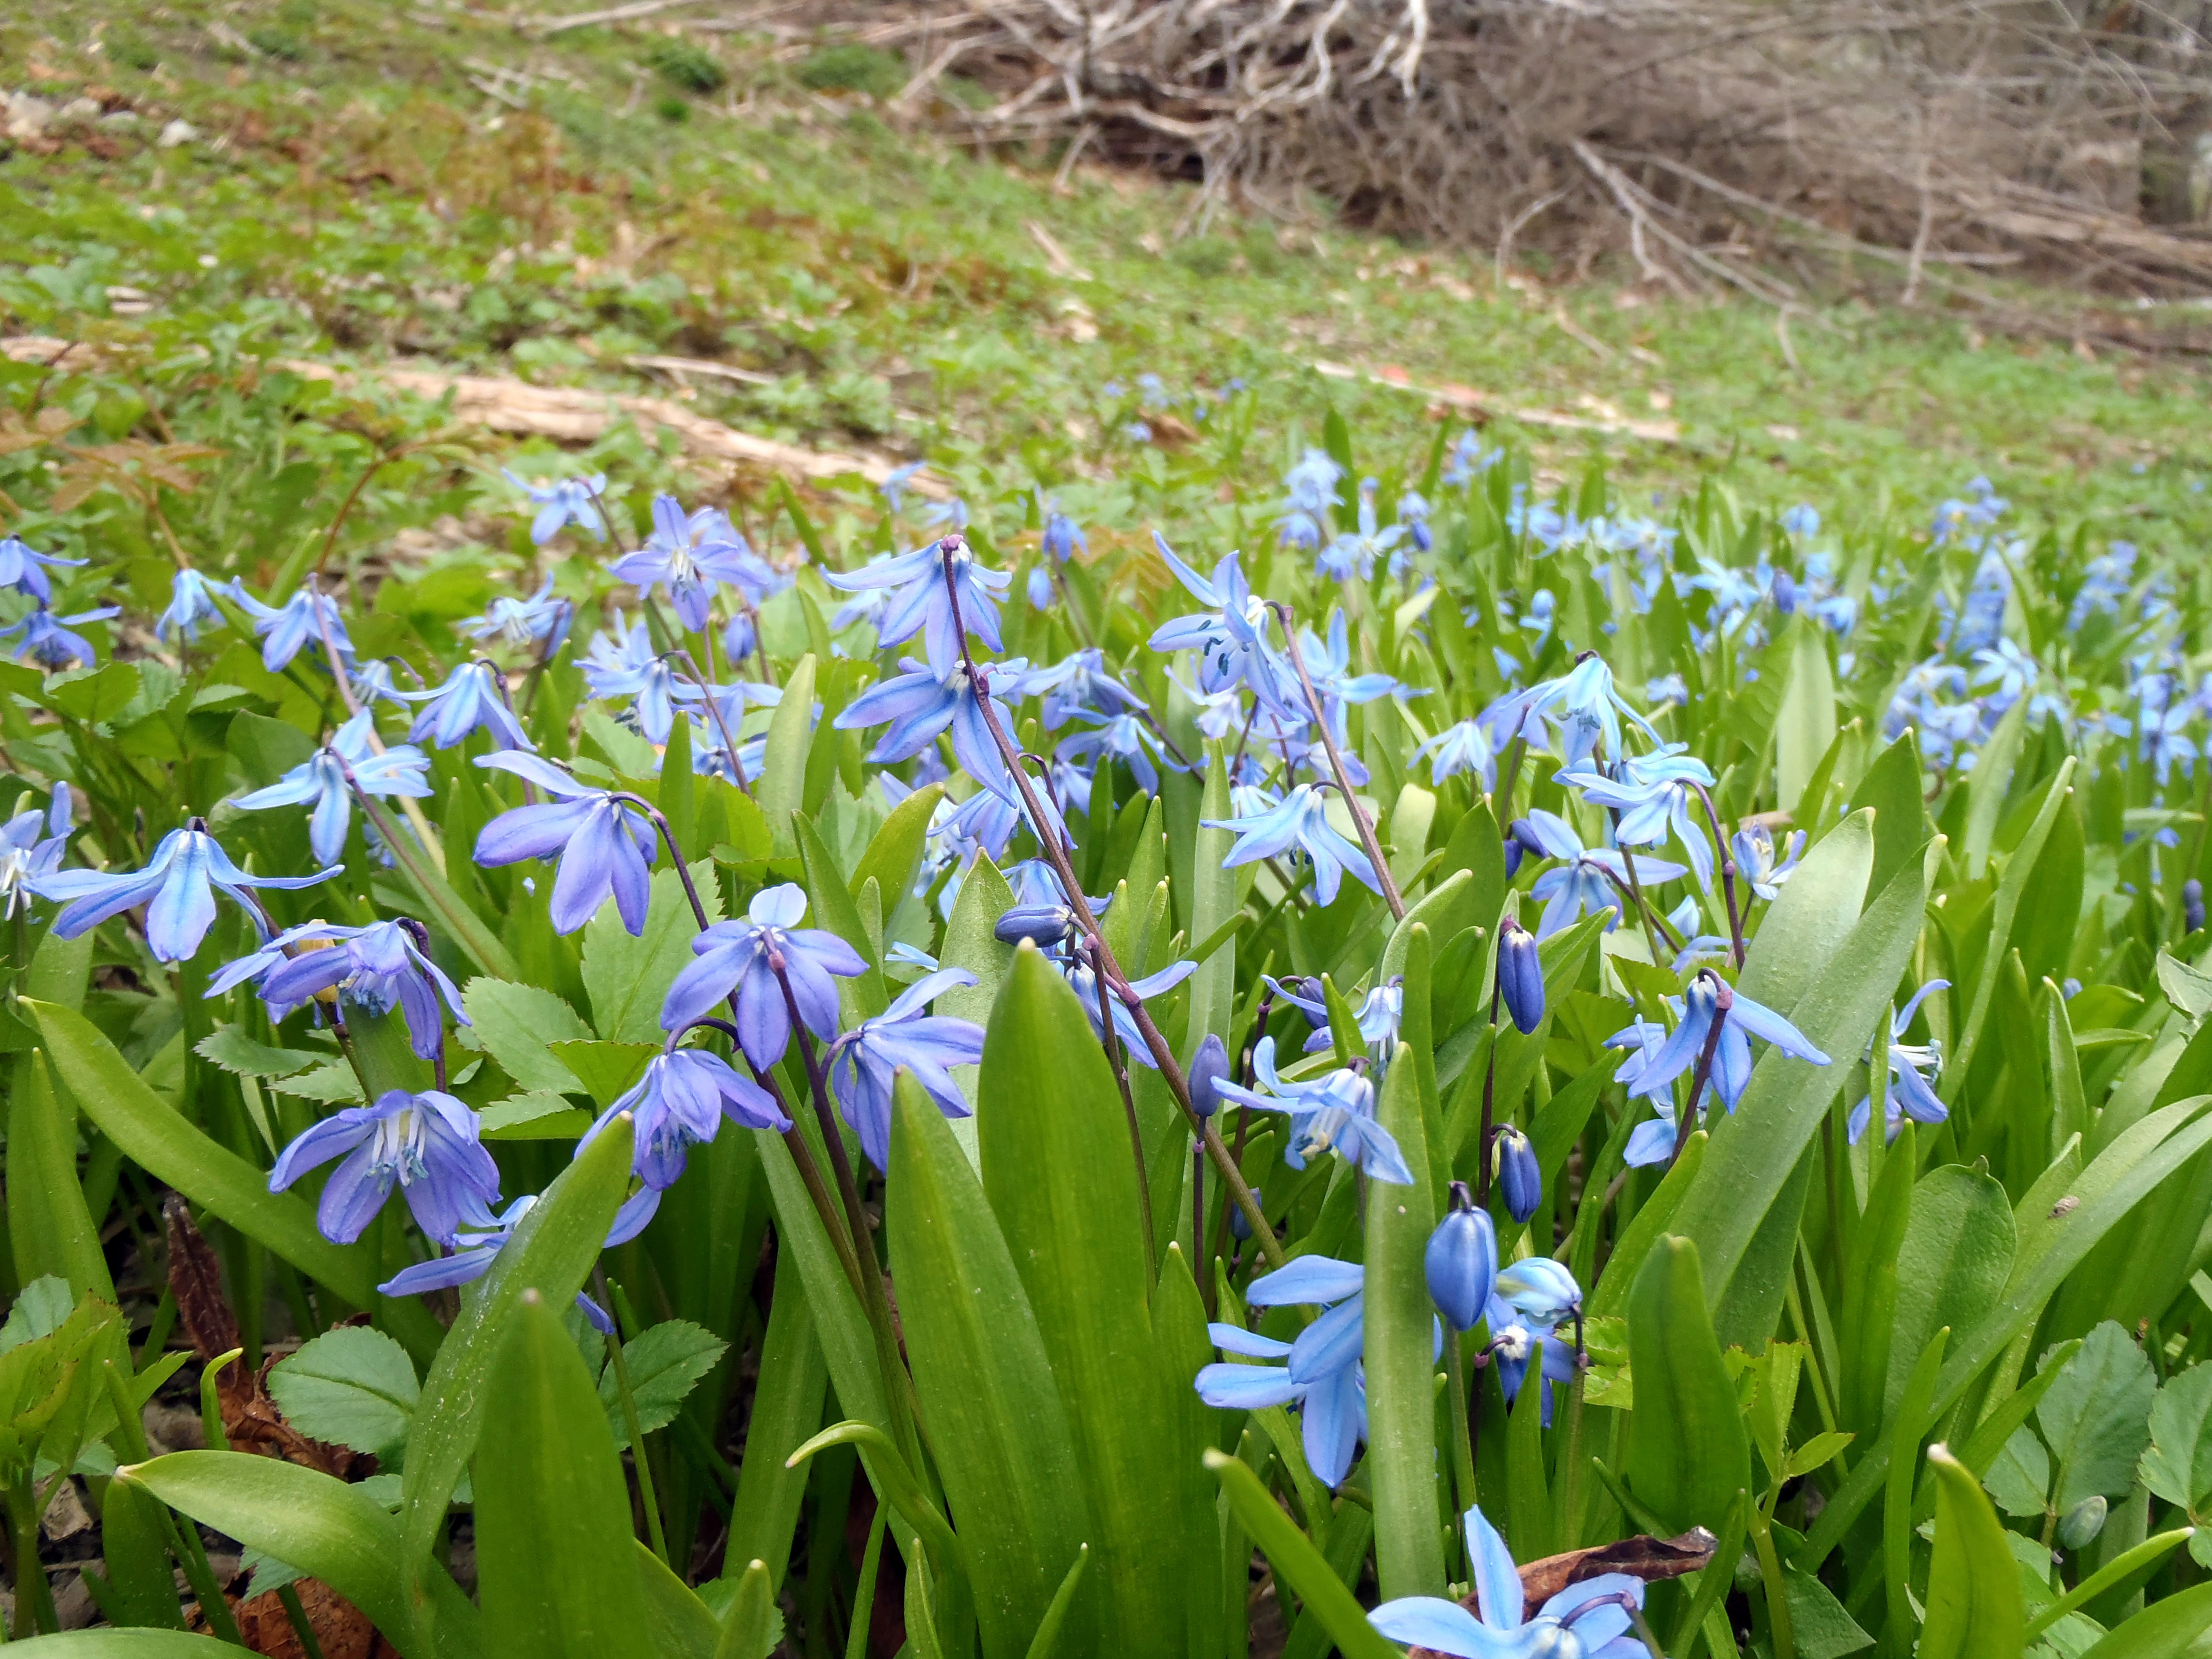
[1,1635,273,1655]
[1846,730,1925,909]
[20,1000,443,1363]
[936,852,1018,1164]
[122,1453,415,1650]
[758,653,816,854]
[851,779,942,910]
[1362,1039,1446,1598]
[48,661,140,722]
[755,1127,888,1441]
[2139,1360,2212,1514]
[1781,1565,1873,1659]
[2072,1579,2212,1657]
[888,1076,1091,1659]
[1945,759,2076,1089]
[721,1237,827,1592]
[11,1052,115,1303]
[793,811,887,1011]
[977,943,1187,1655]
[1202,1451,1400,1659]
[399,1116,636,1652]
[193,1025,324,1078]
[1773,613,1837,811]
[1736,808,1872,1018]
[2040,1321,2156,1510]
[1985,1425,2052,1517]
[1184,743,1238,1048]
[638,1543,723,1659]
[713,1559,779,1659]
[481,1092,591,1138]
[1625,1235,1751,1534]
[94,1472,187,1630]
[1920,1444,2026,1659]
[1883,1328,1948,1647]
[583,861,722,1044]
[1962,696,2029,880]
[1589,1130,1708,1319]
[596,1318,727,1437]
[1025,1546,1092,1659]
[461,978,595,1094]
[1881,1164,2015,1428]
[475,1289,658,1659]
[267,1326,419,1459]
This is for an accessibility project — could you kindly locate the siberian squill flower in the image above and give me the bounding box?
[1425,1183,1498,1331]
[156,568,226,644]
[609,496,765,631]
[1515,809,1686,937]
[350,658,413,711]
[37,821,338,963]
[1481,654,1658,768]
[1563,744,1719,888]
[1061,954,1196,1068]
[1203,784,1381,907]
[1732,823,1804,901]
[460,578,573,652]
[269,1088,501,1247]
[235,709,433,865]
[1027,647,1147,731]
[1055,712,1176,796]
[580,614,698,744]
[231,581,351,673]
[1211,1036,1413,1183]
[1315,479,1408,582]
[821,533,1009,677]
[502,469,607,544]
[1847,981,1950,1145]
[1041,503,1086,564]
[1621,970,1829,1112]
[1196,1256,1370,1487]
[215,919,467,1062]
[588,1047,789,1191]
[0,783,70,918]
[402,661,533,752]
[473,752,659,935]
[380,1189,660,1332]
[1370,1505,1648,1658]
[1274,449,1343,552]
[1413,719,1495,790]
[2,606,120,670]
[827,966,986,1170]
[0,536,85,603]
[834,655,1023,792]
[660,883,868,1066]
[1261,974,1402,1057]
[1149,536,1298,719]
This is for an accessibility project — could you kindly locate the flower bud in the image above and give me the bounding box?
[1286,976,1329,1029]
[1502,835,1525,879]
[2187,878,2205,936]
[2058,1495,2107,1551]
[994,904,1076,947]
[1495,1256,1581,1327]
[1230,1187,1262,1242]
[1495,1125,1542,1224]
[1498,920,1544,1034]
[1425,1182,1499,1331]
[1188,1033,1230,1119]
[1771,571,1798,614]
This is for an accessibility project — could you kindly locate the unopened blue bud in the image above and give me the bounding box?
[1495,1125,1541,1224]
[994,904,1076,947]
[1502,834,1525,878]
[1189,1033,1230,1118]
[2187,878,2204,935]
[1425,1181,1498,1332]
[1230,1186,1262,1242]
[1771,572,1798,614]
[1287,977,1329,1028]
[1498,920,1544,1034]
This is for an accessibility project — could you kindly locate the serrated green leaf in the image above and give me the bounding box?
[597,1319,726,1437]
[2140,1360,2212,1513]
[1985,1424,2053,1517]
[267,1326,420,1459]
[193,1025,326,1078]
[481,1092,592,1139]
[2040,1321,2157,1511]
[463,978,595,1094]
[265,1060,366,1103]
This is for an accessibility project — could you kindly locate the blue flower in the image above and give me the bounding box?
[1026,566,1053,610]
[156,569,226,644]
[1413,719,1496,790]
[269,1087,501,1247]
[1211,1036,1414,1183]
[235,709,433,865]
[1195,1256,1369,1487]
[1203,783,1381,907]
[1563,745,1719,888]
[580,613,699,744]
[1148,536,1299,719]
[1621,970,1830,1112]
[1060,953,1197,1069]
[821,533,1009,677]
[1481,654,1658,768]
[1426,1182,1498,1331]
[1261,974,1402,1058]
[502,469,607,544]
[1370,1505,1647,1658]
[1486,1288,1583,1427]
[828,966,986,1170]
[36,821,339,963]
[1781,503,1820,536]
[1274,449,1343,551]
[1517,809,1686,937]
[460,578,574,651]
[880,462,928,515]
[1848,981,1950,1145]
[1316,479,1408,582]
[1498,920,1544,1034]
[473,752,660,935]
[350,658,414,710]
[587,1048,789,1190]
[401,661,534,752]
[833,655,1022,792]
[1041,505,1086,564]
[231,581,351,674]
[0,782,71,918]
[218,919,467,1062]
[660,883,868,1066]
[610,496,767,632]
[0,536,86,603]
[2,606,120,670]
[1731,823,1804,901]
[379,1189,659,1333]
[1055,712,1176,796]
[1440,430,1501,487]
[1026,647,1147,731]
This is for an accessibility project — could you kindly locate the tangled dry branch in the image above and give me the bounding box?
[833,0,2212,297]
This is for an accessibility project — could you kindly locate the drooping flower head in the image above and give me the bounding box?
[822,533,1010,678]
[0,782,71,919]
[473,752,660,936]
[1210,1036,1413,1183]
[1370,1504,1648,1658]
[0,536,86,603]
[1203,784,1382,908]
[402,661,534,753]
[235,709,433,866]
[36,821,339,963]
[501,469,607,545]
[588,1047,789,1190]
[610,495,765,632]
[660,883,869,1067]
[827,966,985,1170]
[156,568,227,644]
[460,577,574,652]
[2,606,120,670]
[231,580,352,674]
[1195,1256,1370,1487]
[269,1088,501,1247]
[212,918,467,1062]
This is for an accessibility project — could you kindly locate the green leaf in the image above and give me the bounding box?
[1883,1327,1949,1646]
[121,1453,415,1651]
[721,1239,826,1593]
[11,1052,115,1304]
[1202,1451,1400,1659]
[550,1040,660,1108]
[48,662,141,723]
[2040,1321,2157,1510]
[888,1075,1091,1659]
[2027,1530,2195,1642]
[851,779,942,910]
[975,943,1186,1655]
[1985,1424,2052,1517]
[1881,1164,2015,1428]
[1362,1037,1446,1598]
[1962,696,2029,880]
[2139,1359,2212,1512]
[192,1026,325,1078]
[1736,808,1872,1019]
[93,1470,188,1630]
[1846,731,1926,907]
[583,862,721,1044]
[475,1289,658,1659]
[638,1544,725,1659]
[266,1061,366,1103]
[758,653,816,855]
[462,978,595,1094]
[1772,613,1837,811]
[597,1319,727,1437]
[1782,1564,1874,1659]
[398,1116,636,1653]
[1920,1444,2026,1659]
[935,852,1018,1165]
[1,1633,288,1655]
[713,1558,779,1659]
[1184,744,1239,1048]
[267,1327,419,1459]
[1625,1235,1751,1533]
[1945,759,2076,1089]
[481,1093,592,1139]
[0,1278,75,1353]
[19,1000,443,1363]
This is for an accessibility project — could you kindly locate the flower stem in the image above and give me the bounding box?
[1673,975,1733,1170]
[1692,783,1747,968]
[1443,1332,1480,1541]
[1267,599,1405,921]
[1087,939,1158,1278]
[595,1266,672,1567]
[311,578,446,873]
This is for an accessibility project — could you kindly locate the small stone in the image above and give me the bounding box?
[157,117,197,148]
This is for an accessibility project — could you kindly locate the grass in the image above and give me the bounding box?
[3,0,2209,552]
